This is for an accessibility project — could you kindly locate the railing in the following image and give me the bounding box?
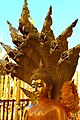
[0,99,29,120]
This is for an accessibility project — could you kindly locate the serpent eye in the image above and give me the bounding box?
[40,34,47,43]
[50,41,59,54]
[6,64,12,70]
[8,50,15,58]
[51,42,59,51]
[61,52,69,60]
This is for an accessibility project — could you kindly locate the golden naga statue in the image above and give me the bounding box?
[0,0,80,119]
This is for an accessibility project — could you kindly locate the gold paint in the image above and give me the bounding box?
[31,79,52,103]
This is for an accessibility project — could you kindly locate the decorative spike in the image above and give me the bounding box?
[7,20,18,33]
[56,19,78,47]
[50,19,78,53]
[7,21,12,30]
[0,42,24,61]
[58,19,78,39]
[21,0,30,22]
[40,6,55,45]
[24,0,27,4]
[71,19,78,28]
[44,6,52,27]
[7,21,26,47]
[18,0,38,36]
[0,42,12,53]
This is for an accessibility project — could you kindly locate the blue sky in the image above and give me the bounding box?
[0,0,80,49]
